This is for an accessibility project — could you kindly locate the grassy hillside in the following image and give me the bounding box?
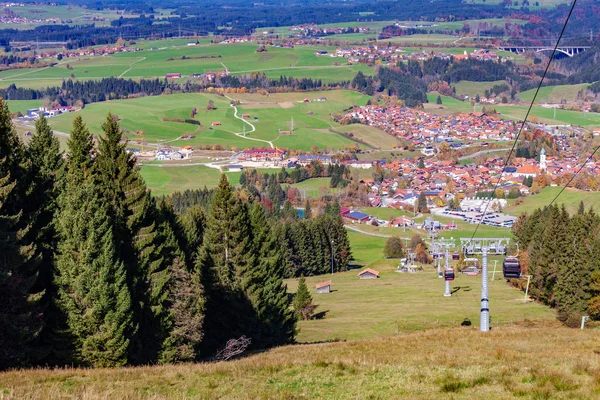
[5,99,44,114]
[287,265,554,342]
[453,80,508,98]
[3,322,598,399]
[49,90,376,151]
[506,186,600,216]
[518,84,591,104]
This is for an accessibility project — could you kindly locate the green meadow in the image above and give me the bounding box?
[452,80,508,98]
[287,257,555,342]
[49,90,379,152]
[0,43,375,89]
[518,83,592,104]
[506,186,600,216]
[6,99,44,114]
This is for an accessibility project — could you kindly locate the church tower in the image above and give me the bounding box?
[540,147,547,172]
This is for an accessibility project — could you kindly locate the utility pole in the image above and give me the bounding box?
[330,239,335,275]
[480,247,490,332]
[291,117,294,133]
[523,275,531,303]
[491,260,497,281]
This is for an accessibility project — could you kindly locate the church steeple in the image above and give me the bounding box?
[540,147,547,172]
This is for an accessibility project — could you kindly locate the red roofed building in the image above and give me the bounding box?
[239,147,285,161]
[358,268,379,279]
[515,164,541,178]
[316,280,332,294]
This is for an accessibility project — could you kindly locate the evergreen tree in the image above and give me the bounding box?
[54,178,133,367]
[248,202,296,347]
[304,199,312,219]
[198,175,257,354]
[0,168,42,369]
[281,199,298,220]
[555,209,595,325]
[418,192,428,213]
[67,115,93,173]
[418,158,425,169]
[0,99,43,368]
[25,114,63,360]
[436,95,443,104]
[293,277,314,320]
[94,113,172,364]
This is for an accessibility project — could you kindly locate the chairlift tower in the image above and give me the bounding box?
[459,238,510,332]
[444,246,452,297]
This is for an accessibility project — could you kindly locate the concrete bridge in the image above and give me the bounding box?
[497,46,591,58]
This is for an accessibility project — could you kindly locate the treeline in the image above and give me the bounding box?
[0,99,347,370]
[0,0,511,48]
[443,58,515,83]
[352,68,427,107]
[239,162,351,199]
[513,203,600,327]
[0,75,347,106]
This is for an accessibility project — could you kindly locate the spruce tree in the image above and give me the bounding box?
[248,202,296,347]
[0,99,43,368]
[293,278,314,320]
[25,115,63,360]
[94,113,172,364]
[555,208,595,325]
[0,168,42,369]
[67,115,93,173]
[54,174,134,367]
[198,175,257,354]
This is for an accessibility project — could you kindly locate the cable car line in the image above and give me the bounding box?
[468,0,579,241]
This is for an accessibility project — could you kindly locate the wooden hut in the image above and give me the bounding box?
[316,280,332,294]
[358,268,379,279]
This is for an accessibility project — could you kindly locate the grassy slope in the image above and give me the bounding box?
[288,265,554,342]
[506,186,600,216]
[49,90,375,152]
[518,83,591,104]
[453,80,508,98]
[5,100,44,114]
[6,322,599,399]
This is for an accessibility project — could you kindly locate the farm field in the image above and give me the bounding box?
[48,90,377,152]
[285,177,337,199]
[383,34,459,45]
[139,165,223,196]
[518,83,591,104]
[0,5,123,29]
[497,105,600,128]
[0,42,374,88]
[506,186,600,216]
[425,92,475,114]
[6,99,44,114]
[453,80,508,98]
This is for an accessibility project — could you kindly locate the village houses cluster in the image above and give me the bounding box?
[344,105,518,147]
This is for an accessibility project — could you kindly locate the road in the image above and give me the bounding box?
[225,95,274,149]
[457,147,511,161]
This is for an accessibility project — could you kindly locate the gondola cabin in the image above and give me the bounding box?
[444,269,455,281]
[452,252,460,260]
[503,256,521,279]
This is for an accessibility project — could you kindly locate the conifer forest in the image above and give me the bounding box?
[0,98,351,369]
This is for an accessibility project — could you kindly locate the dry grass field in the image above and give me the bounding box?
[1,322,599,399]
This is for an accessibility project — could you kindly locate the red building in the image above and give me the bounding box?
[239,148,285,161]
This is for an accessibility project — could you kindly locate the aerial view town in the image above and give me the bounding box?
[1,0,600,398]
